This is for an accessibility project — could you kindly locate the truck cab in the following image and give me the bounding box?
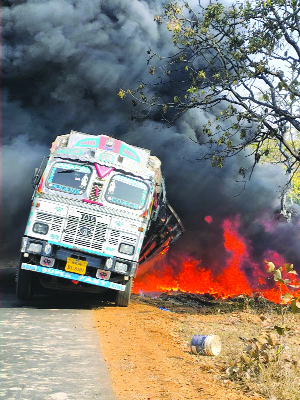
[16,131,183,306]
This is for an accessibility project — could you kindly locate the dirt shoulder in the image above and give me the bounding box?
[94,295,264,400]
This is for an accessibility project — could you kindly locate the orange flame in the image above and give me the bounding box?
[133,217,300,304]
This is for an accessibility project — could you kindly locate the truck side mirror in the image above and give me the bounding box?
[32,168,40,187]
[31,157,47,188]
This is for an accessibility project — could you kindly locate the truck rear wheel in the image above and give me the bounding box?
[115,278,132,307]
[16,256,33,300]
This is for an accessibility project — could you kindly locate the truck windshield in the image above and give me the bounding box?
[105,174,149,210]
[47,162,92,195]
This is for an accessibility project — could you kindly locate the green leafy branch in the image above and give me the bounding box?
[227,260,299,382]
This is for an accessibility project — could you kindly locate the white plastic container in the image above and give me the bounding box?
[190,334,222,356]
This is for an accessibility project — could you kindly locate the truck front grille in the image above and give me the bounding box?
[108,230,120,245]
[121,235,137,245]
[36,212,64,232]
[38,207,139,255]
[62,215,108,253]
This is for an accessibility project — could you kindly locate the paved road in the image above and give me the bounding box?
[0,268,117,400]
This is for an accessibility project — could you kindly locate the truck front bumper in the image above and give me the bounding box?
[21,263,126,291]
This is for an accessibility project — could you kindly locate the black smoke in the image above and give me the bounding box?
[2,0,300,279]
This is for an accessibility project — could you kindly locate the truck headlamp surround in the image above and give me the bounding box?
[105,258,114,269]
[43,242,52,256]
[28,242,43,254]
[119,243,135,256]
[33,222,49,235]
[114,261,128,273]
[20,237,29,253]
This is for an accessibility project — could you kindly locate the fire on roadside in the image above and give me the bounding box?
[133,216,300,304]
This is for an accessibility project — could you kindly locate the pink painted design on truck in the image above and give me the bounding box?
[82,199,103,206]
[94,163,114,178]
[98,136,121,153]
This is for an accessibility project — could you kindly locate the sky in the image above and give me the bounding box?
[2,0,300,278]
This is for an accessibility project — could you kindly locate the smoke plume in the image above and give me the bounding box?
[2,0,300,278]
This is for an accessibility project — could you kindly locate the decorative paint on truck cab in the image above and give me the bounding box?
[16,130,184,307]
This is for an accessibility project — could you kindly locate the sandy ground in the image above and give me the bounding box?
[94,296,263,400]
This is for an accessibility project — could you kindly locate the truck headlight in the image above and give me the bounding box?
[105,258,113,269]
[33,222,49,235]
[114,261,128,273]
[28,242,43,253]
[119,243,135,256]
[20,237,29,252]
[44,243,52,255]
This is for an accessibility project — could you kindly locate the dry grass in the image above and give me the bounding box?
[138,294,300,400]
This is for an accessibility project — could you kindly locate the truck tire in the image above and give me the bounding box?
[115,278,132,307]
[16,257,33,300]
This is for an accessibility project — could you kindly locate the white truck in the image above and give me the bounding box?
[17,130,183,306]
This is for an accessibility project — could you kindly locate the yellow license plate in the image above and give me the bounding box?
[65,258,88,275]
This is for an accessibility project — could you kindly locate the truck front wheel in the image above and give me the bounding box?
[16,257,33,300]
[115,278,133,307]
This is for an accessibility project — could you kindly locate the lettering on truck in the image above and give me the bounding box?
[16,130,184,306]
